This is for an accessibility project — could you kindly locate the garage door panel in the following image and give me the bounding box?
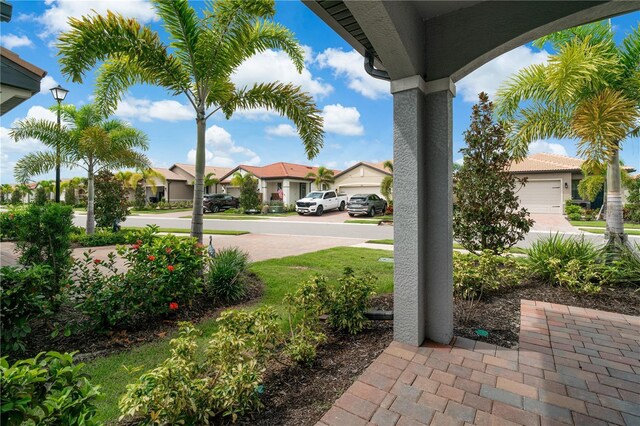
[518,180,562,214]
[339,186,381,200]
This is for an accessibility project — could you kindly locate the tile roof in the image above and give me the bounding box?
[334,160,392,178]
[510,153,635,173]
[152,168,187,182]
[220,162,342,183]
[171,164,232,181]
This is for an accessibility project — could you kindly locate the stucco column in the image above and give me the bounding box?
[391,75,454,346]
[282,179,291,205]
[260,179,268,204]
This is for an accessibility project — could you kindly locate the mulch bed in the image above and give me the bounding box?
[19,273,264,361]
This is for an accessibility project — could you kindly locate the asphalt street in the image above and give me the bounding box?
[72,213,638,249]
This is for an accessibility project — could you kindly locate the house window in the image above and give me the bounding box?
[571,179,581,200]
[277,182,282,190]
[299,182,306,197]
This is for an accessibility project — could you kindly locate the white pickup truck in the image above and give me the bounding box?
[295,190,348,216]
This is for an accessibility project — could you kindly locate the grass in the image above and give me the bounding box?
[570,220,640,229]
[579,227,640,236]
[121,227,249,235]
[86,247,393,424]
[180,215,268,220]
[345,215,393,224]
[366,239,394,245]
[132,207,194,214]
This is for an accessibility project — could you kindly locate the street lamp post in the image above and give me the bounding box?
[50,84,69,203]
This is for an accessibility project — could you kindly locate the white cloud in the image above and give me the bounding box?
[231,107,279,121]
[325,161,339,169]
[0,34,33,49]
[39,75,59,94]
[528,139,568,156]
[38,0,157,37]
[265,124,297,137]
[187,125,260,167]
[454,158,464,165]
[344,160,358,168]
[115,97,194,122]
[457,46,548,102]
[316,48,389,100]
[321,104,364,136]
[232,47,333,99]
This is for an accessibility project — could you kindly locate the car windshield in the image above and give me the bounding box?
[350,196,366,202]
[306,192,324,199]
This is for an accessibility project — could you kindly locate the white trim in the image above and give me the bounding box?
[390,75,456,96]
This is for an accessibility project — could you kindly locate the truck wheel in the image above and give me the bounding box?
[212,205,220,213]
[348,213,355,217]
[316,205,324,216]
[368,207,375,217]
[339,201,345,211]
[297,212,304,215]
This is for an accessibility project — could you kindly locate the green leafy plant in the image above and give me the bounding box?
[205,247,250,304]
[526,234,599,284]
[1,351,101,425]
[94,170,129,228]
[14,203,73,291]
[283,275,329,364]
[454,250,524,320]
[453,92,533,254]
[72,227,205,329]
[548,258,606,294]
[0,265,55,353]
[121,310,281,424]
[0,209,25,241]
[326,268,376,334]
[70,228,135,247]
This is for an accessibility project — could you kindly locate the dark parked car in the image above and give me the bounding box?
[203,194,239,213]
[347,194,387,217]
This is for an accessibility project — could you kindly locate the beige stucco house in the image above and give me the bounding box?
[219,162,340,205]
[139,164,232,202]
[333,161,392,200]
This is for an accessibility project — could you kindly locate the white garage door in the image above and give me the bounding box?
[339,186,381,201]
[518,179,562,214]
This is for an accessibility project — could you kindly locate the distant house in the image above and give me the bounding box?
[219,162,341,205]
[145,164,232,202]
[333,161,392,200]
[509,153,635,214]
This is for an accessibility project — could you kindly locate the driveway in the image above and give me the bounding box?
[279,210,350,223]
[529,213,578,233]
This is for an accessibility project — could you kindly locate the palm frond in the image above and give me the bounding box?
[533,21,613,50]
[14,151,78,183]
[495,63,549,119]
[9,119,68,149]
[222,82,323,159]
[94,56,156,116]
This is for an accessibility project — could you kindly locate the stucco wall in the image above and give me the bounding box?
[334,165,388,197]
[512,171,574,206]
[167,181,193,201]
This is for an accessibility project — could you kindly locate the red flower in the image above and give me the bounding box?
[167,265,175,272]
[169,302,178,310]
[148,255,156,261]
[165,247,172,254]
[132,244,140,250]
[136,239,142,245]
[93,259,102,265]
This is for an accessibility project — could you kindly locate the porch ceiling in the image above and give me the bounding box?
[303,1,639,81]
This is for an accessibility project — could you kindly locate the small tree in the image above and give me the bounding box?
[10,189,23,205]
[94,171,129,228]
[626,178,640,223]
[233,173,260,211]
[380,161,393,203]
[64,187,77,206]
[454,92,533,254]
[134,183,146,210]
[34,187,48,205]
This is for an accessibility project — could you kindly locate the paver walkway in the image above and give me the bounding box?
[318,300,640,426]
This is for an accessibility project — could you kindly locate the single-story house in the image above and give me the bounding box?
[333,161,392,200]
[143,164,232,202]
[219,162,341,205]
[510,153,635,214]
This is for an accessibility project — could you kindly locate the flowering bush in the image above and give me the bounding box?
[72,226,205,329]
[0,209,26,240]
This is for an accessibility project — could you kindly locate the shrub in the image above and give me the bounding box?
[239,176,260,211]
[565,202,582,216]
[0,209,25,240]
[205,247,250,304]
[64,187,77,206]
[94,170,129,228]
[223,208,242,215]
[1,351,101,425]
[72,227,205,329]
[121,311,280,424]
[454,251,524,320]
[133,184,146,210]
[526,234,599,285]
[33,187,48,205]
[15,203,73,289]
[283,276,329,364]
[453,93,533,254]
[626,178,640,223]
[548,258,607,294]
[0,265,55,353]
[568,212,582,221]
[326,268,376,334]
[10,189,23,204]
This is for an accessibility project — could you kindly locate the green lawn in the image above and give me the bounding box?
[121,227,249,235]
[86,247,393,424]
[180,215,269,220]
[579,227,640,236]
[570,220,640,229]
[132,207,194,214]
[366,239,394,245]
[345,215,393,224]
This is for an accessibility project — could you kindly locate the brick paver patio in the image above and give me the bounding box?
[318,300,640,426]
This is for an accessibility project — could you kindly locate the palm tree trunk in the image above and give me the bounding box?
[86,165,95,235]
[190,109,206,243]
[605,147,627,245]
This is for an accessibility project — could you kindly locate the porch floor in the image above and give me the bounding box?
[317,300,640,426]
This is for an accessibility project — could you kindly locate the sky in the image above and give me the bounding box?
[1,1,638,184]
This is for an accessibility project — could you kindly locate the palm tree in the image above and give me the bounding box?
[129,169,167,197]
[115,170,134,187]
[230,171,255,188]
[578,161,634,205]
[11,104,150,234]
[61,176,87,205]
[496,22,640,245]
[380,160,393,203]
[0,184,13,203]
[37,180,55,201]
[306,166,335,190]
[204,172,219,194]
[57,0,324,242]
